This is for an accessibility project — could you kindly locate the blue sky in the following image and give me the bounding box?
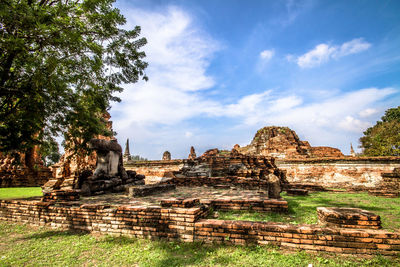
[110,0,400,160]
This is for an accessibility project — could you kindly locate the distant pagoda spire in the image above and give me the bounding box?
[123,138,131,161]
[350,143,356,157]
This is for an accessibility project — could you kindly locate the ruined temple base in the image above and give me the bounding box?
[1,198,399,256]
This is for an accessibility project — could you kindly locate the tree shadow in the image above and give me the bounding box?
[94,235,223,267]
[18,229,88,241]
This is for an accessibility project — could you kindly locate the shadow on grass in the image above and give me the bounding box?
[97,235,225,267]
[18,229,88,241]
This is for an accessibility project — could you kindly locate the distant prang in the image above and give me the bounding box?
[237,126,344,159]
[188,146,197,160]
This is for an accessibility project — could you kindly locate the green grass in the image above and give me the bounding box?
[214,192,400,231]
[0,221,398,267]
[0,187,43,200]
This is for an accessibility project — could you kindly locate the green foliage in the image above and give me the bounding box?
[131,155,148,161]
[40,137,61,166]
[360,106,400,156]
[0,0,147,157]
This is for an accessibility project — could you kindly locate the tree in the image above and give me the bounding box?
[359,106,400,156]
[40,137,61,166]
[0,0,147,160]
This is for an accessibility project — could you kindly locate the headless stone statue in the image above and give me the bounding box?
[80,138,131,195]
[89,138,122,177]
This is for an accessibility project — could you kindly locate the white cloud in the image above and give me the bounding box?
[335,38,371,58]
[185,131,193,138]
[124,6,219,92]
[296,38,371,68]
[260,49,275,61]
[224,91,271,117]
[225,87,394,132]
[338,116,371,133]
[359,108,378,118]
[113,6,221,128]
[297,44,336,68]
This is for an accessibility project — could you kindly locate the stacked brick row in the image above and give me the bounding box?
[317,207,381,229]
[161,198,200,208]
[0,168,52,187]
[0,200,207,242]
[160,197,288,212]
[194,219,400,255]
[368,168,400,197]
[203,199,288,212]
[381,171,400,190]
[42,190,80,202]
[168,176,271,189]
[284,183,326,192]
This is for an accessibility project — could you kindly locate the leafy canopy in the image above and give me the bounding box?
[359,106,400,156]
[0,0,147,157]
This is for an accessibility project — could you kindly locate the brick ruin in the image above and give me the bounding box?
[1,124,400,256]
[167,148,287,199]
[369,167,400,197]
[42,138,145,197]
[124,126,400,191]
[0,148,52,187]
[1,193,399,255]
[278,157,400,190]
[1,145,399,255]
[188,146,196,160]
[317,207,382,229]
[162,151,171,161]
[43,113,115,192]
[238,126,343,159]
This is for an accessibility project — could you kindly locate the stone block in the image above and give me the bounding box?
[127,184,176,197]
[318,207,381,229]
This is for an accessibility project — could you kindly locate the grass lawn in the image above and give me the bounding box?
[214,191,400,231]
[0,187,42,200]
[0,221,399,267]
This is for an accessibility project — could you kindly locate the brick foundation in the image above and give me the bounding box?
[0,200,399,255]
[203,198,288,212]
[0,199,207,242]
[194,219,400,255]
